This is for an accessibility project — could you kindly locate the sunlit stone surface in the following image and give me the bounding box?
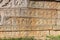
[0,0,60,40]
[0,0,28,8]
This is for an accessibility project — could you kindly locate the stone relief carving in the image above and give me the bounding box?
[0,8,20,26]
[0,11,4,25]
[0,0,28,8]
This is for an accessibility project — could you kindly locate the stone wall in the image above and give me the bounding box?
[0,0,60,40]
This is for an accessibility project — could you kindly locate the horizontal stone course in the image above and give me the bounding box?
[0,8,57,33]
[0,0,28,8]
[0,31,49,39]
[53,26,60,30]
[0,0,60,39]
[21,8,57,18]
[0,26,52,31]
[29,1,60,9]
[50,31,60,36]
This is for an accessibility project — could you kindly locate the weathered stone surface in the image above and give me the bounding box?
[0,0,28,8]
[21,8,57,18]
[31,26,52,30]
[52,19,56,25]
[57,2,60,9]
[3,18,12,25]
[57,10,60,18]
[57,19,60,26]
[0,17,53,31]
[20,8,29,16]
[14,18,54,27]
[0,11,4,25]
[15,18,30,26]
[0,26,21,31]
[0,25,52,31]
[15,18,32,30]
[29,1,58,9]
[53,26,60,30]
[43,19,54,25]
[0,8,20,26]
[0,32,20,38]
[29,1,44,8]
[0,8,20,17]
[0,31,49,39]
[12,18,53,30]
[44,2,57,9]
[50,31,60,36]
[27,31,49,39]
[30,18,52,26]
[4,8,20,17]
[0,0,59,39]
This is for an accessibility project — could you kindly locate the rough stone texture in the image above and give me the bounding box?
[0,32,20,38]
[0,0,28,8]
[53,26,60,30]
[21,8,57,18]
[29,1,58,9]
[0,0,60,39]
[57,10,60,18]
[57,2,60,9]
[50,31,60,36]
[57,19,60,25]
[0,31,49,39]
[44,2,57,9]
[29,1,44,8]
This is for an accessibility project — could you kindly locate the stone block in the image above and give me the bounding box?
[57,19,60,25]
[50,31,60,36]
[57,10,60,18]
[31,18,53,26]
[14,18,32,30]
[43,19,52,25]
[43,10,57,18]
[31,18,44,26]
[51,10,57,19]
[0,26,22,31]
[20,9,29,17]
[0,31,49,38]
[29,1,57,9]
[3,18,12,25]
[44,2,57,9]
[8,18,53,30]
[21,9,57,18]
[14,18,55,27]
[0,8,20,26]
[0,32,20,38]
[4,8,20,17]
[27,31,49,39]
[31,26,52,30]
[26,9,44,17]
[57,2,60,9]
[53,26,60,30]
[29,1,44,8]
[0,11,5,25]
[0,0,28,8]
[51,19,56,25]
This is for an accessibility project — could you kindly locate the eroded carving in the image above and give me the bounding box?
[0,0,28,8]
[0,11,4,25]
